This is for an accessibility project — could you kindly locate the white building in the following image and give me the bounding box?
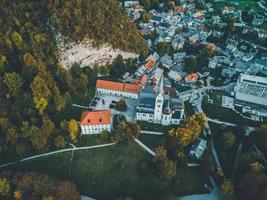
[80,110,112,134]
[189,138,207,159]
[234,74,267,107]
[96,80,141,99]
[136,78,184,126]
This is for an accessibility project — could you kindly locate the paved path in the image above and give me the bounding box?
[141,130,165,135]
[72,104,90,109]
[134,138,155,156]
[0,143,116,169]
[207,118,237,127]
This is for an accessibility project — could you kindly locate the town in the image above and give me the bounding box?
[0,1,267,200]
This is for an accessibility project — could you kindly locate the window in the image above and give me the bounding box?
[157,105,161,108]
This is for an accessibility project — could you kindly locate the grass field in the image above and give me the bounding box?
[5,143,207,199]
[137,121,176,133]
[139,134,167,150]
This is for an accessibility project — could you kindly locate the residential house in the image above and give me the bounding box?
[189,138,207,159]
[171,36,185,50]
[80,110,112,134]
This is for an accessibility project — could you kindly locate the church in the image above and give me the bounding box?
[136,77,185,126]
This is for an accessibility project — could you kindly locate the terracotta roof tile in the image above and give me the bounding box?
[96,80,141,93]
[80,110,111,126]
[145,59,156,70]
[124,83,141,93]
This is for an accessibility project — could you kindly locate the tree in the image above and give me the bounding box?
[13,191,22,200]
[236,172,267,200]
[41,116,55,137]
[221,181,234,197]
[154,146,167,162]
[54,136,66,148]
[201,44,216,57]
[31,75,52,101]
[0,178,10,196]
[116,99,127,111]
[6,127,19,146]
[160,160,176,181]
[56,181,80,200]
[33,97,48,115]
[220,132,235,150]
[141,10,150,22]
[31,131,48,151]
[113,121,139,144]
[157,42,171,56]
[11,31,23,48]
[168,114,204,147]
[3,72,23,97]
[23,53,37,69]
[250,162,265,173]
[68,119,79,143]
[0,55,6,70]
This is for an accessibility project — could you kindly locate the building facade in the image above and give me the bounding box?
[80,110,112,134]
[96,80,141,99]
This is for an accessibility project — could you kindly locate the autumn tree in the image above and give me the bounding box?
[154,146,167,162]
[159,160,176,181]
[31,76,52,114]
[11,31,23,48]
[221,181,234,197]
[0,55,7,70]
[116,99,127,111]
[56,181,80,200]
[68,119,79,143]
[250,162,265,173]
[3,72,23,98]
[220,132,235,150]
[0,178,10,196]
[168,113,205,147]
[54,136,66,148]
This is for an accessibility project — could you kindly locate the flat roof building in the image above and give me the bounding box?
[234,74,267,107]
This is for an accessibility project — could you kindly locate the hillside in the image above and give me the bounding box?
[50,0,148,54]
[0,0,146,162]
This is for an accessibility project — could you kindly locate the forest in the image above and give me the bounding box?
[0,171,80,200]
[0,0,147,163]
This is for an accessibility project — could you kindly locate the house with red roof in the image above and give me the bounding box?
[80,110,111,134]
[96,80,141,99]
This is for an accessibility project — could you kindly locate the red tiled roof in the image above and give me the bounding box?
[140,74,148,85]
[173,6,184,13]
[124,83,141,93]
[145,59,156,70]
[96,80,124,91]
[80,110,111,126]
[96,80,141,93]
[186,73,198,81]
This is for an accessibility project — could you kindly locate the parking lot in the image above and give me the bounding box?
[90,94,138,122]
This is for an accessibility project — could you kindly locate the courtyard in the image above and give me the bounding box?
[91,94,138,123]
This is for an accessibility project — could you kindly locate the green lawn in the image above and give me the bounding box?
[138,121,176,133]
[5,143,207,199]
[139,134,167,150]
[203,103,260,127]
